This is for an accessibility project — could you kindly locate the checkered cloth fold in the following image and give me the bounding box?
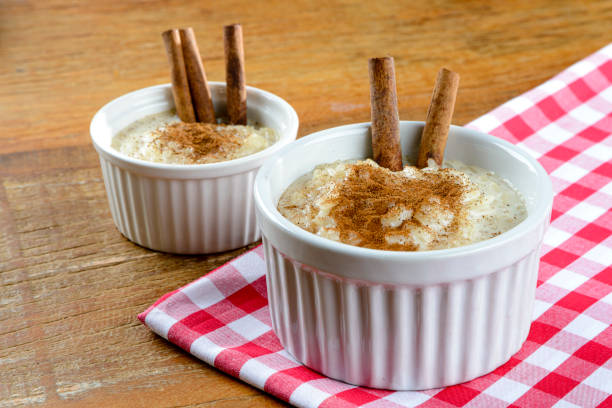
[139,43,612,407]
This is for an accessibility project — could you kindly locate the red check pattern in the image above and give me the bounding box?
[139,43,612,407]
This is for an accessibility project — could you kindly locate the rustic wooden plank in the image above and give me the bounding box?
[1,1,610,155]
[0,163,272,406]
[1,0,611,406]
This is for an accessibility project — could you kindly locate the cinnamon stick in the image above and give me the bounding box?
[368,57,403,172]
[162,29,196,123]
[224,24,246,125]
[417,68,459,168]
[179,27,216,123]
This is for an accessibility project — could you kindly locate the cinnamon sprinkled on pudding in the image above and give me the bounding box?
[155,122,242,161]
[331,163,465,250]
[111,110,276,164]
[278,159,527,251]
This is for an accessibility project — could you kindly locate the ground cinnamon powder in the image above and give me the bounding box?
[155,122,241,160]
[330,163,466,251]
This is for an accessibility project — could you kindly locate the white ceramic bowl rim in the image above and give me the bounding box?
[255,122,553,265]
[90,82,299,176]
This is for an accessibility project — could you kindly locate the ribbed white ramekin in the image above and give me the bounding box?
[91,83,298,254]
[254,122,553,390]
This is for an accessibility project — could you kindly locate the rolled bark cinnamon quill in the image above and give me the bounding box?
[224,24,247,125]
[368,57,403,172]
[417,68,460,168]
[161,29,196,123]
[179,27,216,123]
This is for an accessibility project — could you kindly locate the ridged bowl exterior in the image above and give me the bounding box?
[264,238,540,390]
[99,156,259,254]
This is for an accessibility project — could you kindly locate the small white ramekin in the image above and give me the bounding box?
[91,82,298,254]
[254,122,553,390]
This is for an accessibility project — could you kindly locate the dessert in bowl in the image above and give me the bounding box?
[111,109,278,165]
[254,122,552,390]
[278,158,528,251]
[90,82,298,254]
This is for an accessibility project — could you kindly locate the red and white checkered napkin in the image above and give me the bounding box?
[139,43,612,407]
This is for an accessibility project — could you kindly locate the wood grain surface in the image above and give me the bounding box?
[1,0,610,406]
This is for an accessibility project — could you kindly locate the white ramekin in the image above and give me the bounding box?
[254,122,553,390]
[91,82,298,254]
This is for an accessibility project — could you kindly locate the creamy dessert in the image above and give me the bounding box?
[111,110,277,164]
[278,159,527,251]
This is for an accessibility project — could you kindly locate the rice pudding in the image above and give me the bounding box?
[112,110,277,164]
[278,159,527,251]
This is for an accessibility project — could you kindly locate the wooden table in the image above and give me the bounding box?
[1,1,610,406]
